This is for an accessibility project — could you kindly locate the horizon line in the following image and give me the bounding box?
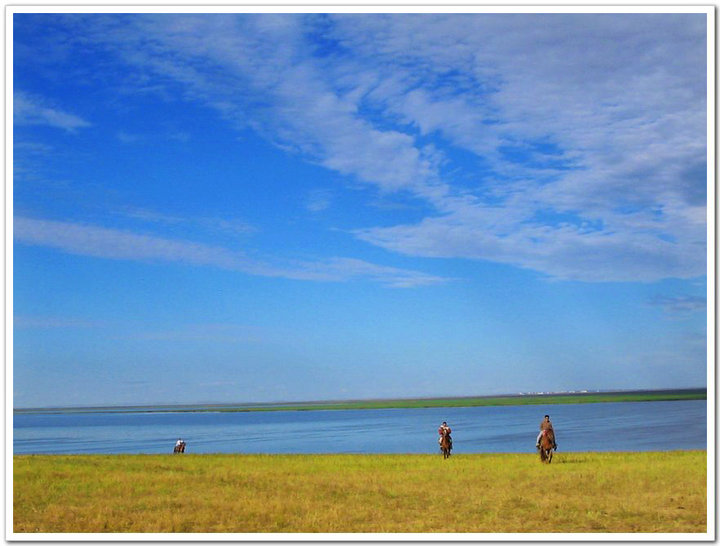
[12,386,708,412]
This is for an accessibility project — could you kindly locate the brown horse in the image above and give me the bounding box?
[539,429,554,463]
[173,441,186,454]
[440,430,452,459]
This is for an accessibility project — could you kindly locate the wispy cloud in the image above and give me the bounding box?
[116,206,257,236]
[117,130,192,144]
[14,90,91,132]
[14,315,103,329]
[648,295,707,314]
[127,323,266,343]
[14,217,246,269]
[354,205,706,282]
[305,189,333,213]
[329,14,707,282]
[291,257,451,288]
[31,13,706,282]
[14,217,448,288]
[61,15,447,196]
[116,131,144,144]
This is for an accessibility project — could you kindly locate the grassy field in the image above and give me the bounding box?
[13,451,707,534]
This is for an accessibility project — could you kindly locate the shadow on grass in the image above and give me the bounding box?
[553,456,587,464]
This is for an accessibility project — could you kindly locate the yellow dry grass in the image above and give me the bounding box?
[13,451,706,534]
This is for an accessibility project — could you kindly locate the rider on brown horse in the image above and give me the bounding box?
[536,415,558,450]
[438,421,452,450]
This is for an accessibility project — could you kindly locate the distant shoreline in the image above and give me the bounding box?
[14,388,706,415]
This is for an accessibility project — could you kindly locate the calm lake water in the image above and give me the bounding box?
[13,400,706,455]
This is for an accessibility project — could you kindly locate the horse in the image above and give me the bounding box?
[440,430,452,459]
[173,441,186,454]
[539,429,554,463]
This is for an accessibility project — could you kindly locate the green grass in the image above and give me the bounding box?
[14,388,707,414]
[13,451,707,534]
[261,391,706,412]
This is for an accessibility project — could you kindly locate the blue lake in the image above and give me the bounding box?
[13,399,707,455]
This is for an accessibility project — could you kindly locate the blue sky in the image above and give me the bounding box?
[12,11,709,408]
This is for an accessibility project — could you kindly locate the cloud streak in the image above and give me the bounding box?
[14,217,448,288]
[14,90,91,131]
[14,315,103,329]
[115,207,257,237]
[649,295,707,314]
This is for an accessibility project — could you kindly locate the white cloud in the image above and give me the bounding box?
[14,217,245,268]
[14,90,91,132]
[327,14,707,281]
[128,323,266,343]
[14,316,103,329]
[649,295,707,314]
[116,207,257,236]
[292,257,450,288]
[306,189,333,213]
[354,204,706,282]
[14,217,447,288]
[31,13,707,283]
[71,15,447,196]
[117,130,192,144]
[116,131,143,144]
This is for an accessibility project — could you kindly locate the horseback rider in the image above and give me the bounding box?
[176,438,185,449]
[536,415,557,450]
[438,421,452,449]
